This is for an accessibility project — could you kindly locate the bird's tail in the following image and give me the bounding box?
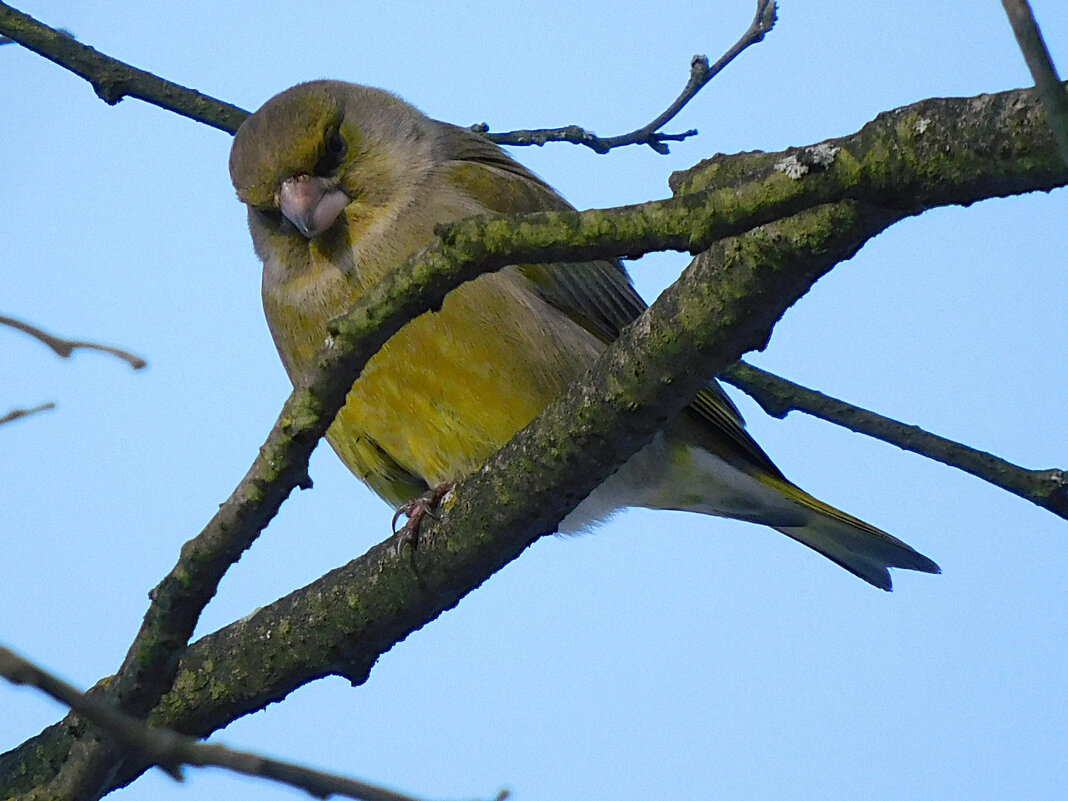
[765,476,940,591]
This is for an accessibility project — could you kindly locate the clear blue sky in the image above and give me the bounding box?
[3,1,1067,799]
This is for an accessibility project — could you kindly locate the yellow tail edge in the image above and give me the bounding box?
[762,475,940,591]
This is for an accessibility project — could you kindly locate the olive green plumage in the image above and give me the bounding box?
[230,80,939,590]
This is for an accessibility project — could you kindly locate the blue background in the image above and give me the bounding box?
[3,2,1067,799]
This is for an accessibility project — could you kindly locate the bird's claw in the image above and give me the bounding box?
[392,482,456,550]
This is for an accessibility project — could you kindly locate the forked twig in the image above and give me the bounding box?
[477,0,778,153]
[0,0,776,155]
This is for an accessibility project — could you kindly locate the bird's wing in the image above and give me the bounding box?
[436,122,644,343]
[437,123,783,478]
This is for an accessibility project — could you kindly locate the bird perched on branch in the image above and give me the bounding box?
[229,80,938,590]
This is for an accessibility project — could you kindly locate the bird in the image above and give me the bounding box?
[229,80,939,591]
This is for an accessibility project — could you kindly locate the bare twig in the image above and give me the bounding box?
[0,2,247,133]
[1001,0,1068,165]
[722,361,1068,520]
[1,315,146,370]
[478,0,778,154]
[0,0,779,152]
[0,402,55,426]
[0,644,441,801]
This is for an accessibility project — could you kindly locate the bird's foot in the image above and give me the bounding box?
[392,482,456,550]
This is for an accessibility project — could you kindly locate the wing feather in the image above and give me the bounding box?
[437,122,782,477]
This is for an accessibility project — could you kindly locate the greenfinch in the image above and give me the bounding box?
[229,80,939,590]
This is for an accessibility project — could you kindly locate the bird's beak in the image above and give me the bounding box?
[278,175,350,239]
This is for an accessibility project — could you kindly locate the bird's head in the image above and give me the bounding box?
[230,81,434,244]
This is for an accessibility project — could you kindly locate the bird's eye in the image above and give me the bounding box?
[315,127,348,176]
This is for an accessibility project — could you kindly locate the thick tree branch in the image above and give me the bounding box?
[0,2,247,133]
[0,645,445,801]
[722,362,1068,520]
[1,316,146,370]
[1001,0,1068,164]
[480,0,778,153]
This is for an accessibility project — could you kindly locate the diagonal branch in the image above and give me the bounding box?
[481,0,778,153]
[722,362,1068,520]
[1,315,146,370]
[0,644,447,801]
[0,2,247,133]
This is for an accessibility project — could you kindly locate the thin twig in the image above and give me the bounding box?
[0,2,247,133]
[722,361,1068,520]
[1001,0,1068,165]
[1,315,146,369]
[0,402,55,426]
[0,0,779,152]
[0,644,442,801]
[478,0,778,153]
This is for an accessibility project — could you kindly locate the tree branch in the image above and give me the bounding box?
[0,644,453,801]
[0,0,775,154]
[1,315,146,370]
[1001,0,1068,164]
[0,2,247,133]
[0,402,55,427]
[722,362,1068,520]
[480,0,777,153]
